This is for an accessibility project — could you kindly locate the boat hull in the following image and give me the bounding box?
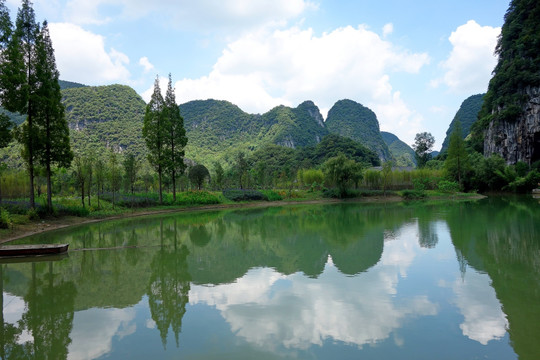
[0,243,69,257]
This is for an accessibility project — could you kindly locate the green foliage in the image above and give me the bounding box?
[325,99,391,161]
[64,84,147,158]
[323,153,363,198]
[475,0,540,141]
[0,112,12,147]
[440,94,484,153]
[222,189,267,202]
[260,189,282,201]
[26,207,39,220]
[188,164,210,190]
[437,180,460,193]
[401,189,427,200]
[381,131,416,167]
[412,132,435,168]
[0,207,12,228]
[504,170,540,193]
[445,121,470,185]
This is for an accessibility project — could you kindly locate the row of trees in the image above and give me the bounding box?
[0,0,72,212]
[143,75,187,204]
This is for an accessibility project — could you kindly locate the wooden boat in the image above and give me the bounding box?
[0,243,69,257]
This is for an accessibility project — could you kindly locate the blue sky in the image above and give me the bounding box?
[6,0,510,150]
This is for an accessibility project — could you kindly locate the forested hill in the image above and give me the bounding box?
[325,99,392,161]
[2,84,401,168]
[440,94,484,153]
[380,131,416,167]
[180,99,328,164]
[63,84,147,157]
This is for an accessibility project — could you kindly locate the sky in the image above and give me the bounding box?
[5,0,511,150]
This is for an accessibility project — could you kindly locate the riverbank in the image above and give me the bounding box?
[0,192,483,244]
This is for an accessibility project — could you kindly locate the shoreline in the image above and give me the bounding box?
[0,194,483,244]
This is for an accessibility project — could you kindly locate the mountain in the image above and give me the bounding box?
[380,131,416,167]
[59,80,87,90]
[180,99,328,164]
[325,99,391,161]
[474,0,540,164]
[63,84,147,157]
[440,94,484,153]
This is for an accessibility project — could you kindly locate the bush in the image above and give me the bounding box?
[54,204,90,217]
[0,208,12,229]
[260,190,282,201]
[223,189,267,202]
[402,190,427,200]
[175,191,221,205]
[437,180,460,193]
[27,207,40,220]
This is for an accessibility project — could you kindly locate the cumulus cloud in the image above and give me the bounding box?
[433,20,500,94]
[383,23,394,37]
[62,0,315,30]
[49,22,131,85]
[165,25,429,143]
[139,57,154,73]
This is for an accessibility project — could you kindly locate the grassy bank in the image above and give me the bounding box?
[0,188,484,243]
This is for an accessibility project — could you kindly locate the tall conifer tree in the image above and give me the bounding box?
[0,0,39,208]
[34,21,73,212]
[143,76,166,204]
[163,74,187,202]
[445,121,470,187]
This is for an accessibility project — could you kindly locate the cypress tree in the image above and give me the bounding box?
[143,76,166,204]
[445,121,470,187]
[163,74,187,202]
[34,21,73,212]
[0,0,39,208]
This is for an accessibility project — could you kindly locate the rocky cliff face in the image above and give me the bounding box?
[484,87,540,165]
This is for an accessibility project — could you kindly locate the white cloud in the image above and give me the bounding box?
[434,20,500,94]
[139,56,154,73]
[383,23,394,37]
[168,25,429,144]
[453,269,508,345]
[49,22,131,85]
[189,224,437,352]
[62,0,316,30]
[68,307,136,360]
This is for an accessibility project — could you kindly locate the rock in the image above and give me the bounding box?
[484,87,540,165]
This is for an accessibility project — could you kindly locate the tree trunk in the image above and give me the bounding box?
[80,181,85,208]
[46,162,52,213]
[172,170,176,202]
[158,166,163,204]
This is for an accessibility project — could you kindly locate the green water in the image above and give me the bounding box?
[1,196,540,359]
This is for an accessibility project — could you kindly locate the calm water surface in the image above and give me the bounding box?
[1,196,540,359]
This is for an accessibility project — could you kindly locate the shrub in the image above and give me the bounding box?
[402,190,427,200]
[260,190,282,201]
[27,208,40,220]
[175,191,221,205]
[223,189,267,202]
[0,208,12,229]
[437,180,460,193]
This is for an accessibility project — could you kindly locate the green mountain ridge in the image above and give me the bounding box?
[440,93,484,153]
[380,131,416,167]
[325,99,392,162]
[2,83,403,169]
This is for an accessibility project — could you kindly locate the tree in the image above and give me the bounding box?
[323,153,363,198]
[0,113,11,148]
[108,151,121,208]
[213,161,224,190]
[73,155,86,207]
[381,160,394,196]
[412,132,435,168]
[33,21,73,212]
[123,153,139,194]
[188,164,210,190]
[163,74,187,202]
[444,121,470,187]
[94,158,105,209]
[143,76,166,204]
[236,151,248,189]
[1,0,39,208]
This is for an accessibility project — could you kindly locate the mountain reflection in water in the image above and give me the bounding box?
[1,197,539,359]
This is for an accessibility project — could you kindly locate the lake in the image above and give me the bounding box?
[1,196,539,359]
